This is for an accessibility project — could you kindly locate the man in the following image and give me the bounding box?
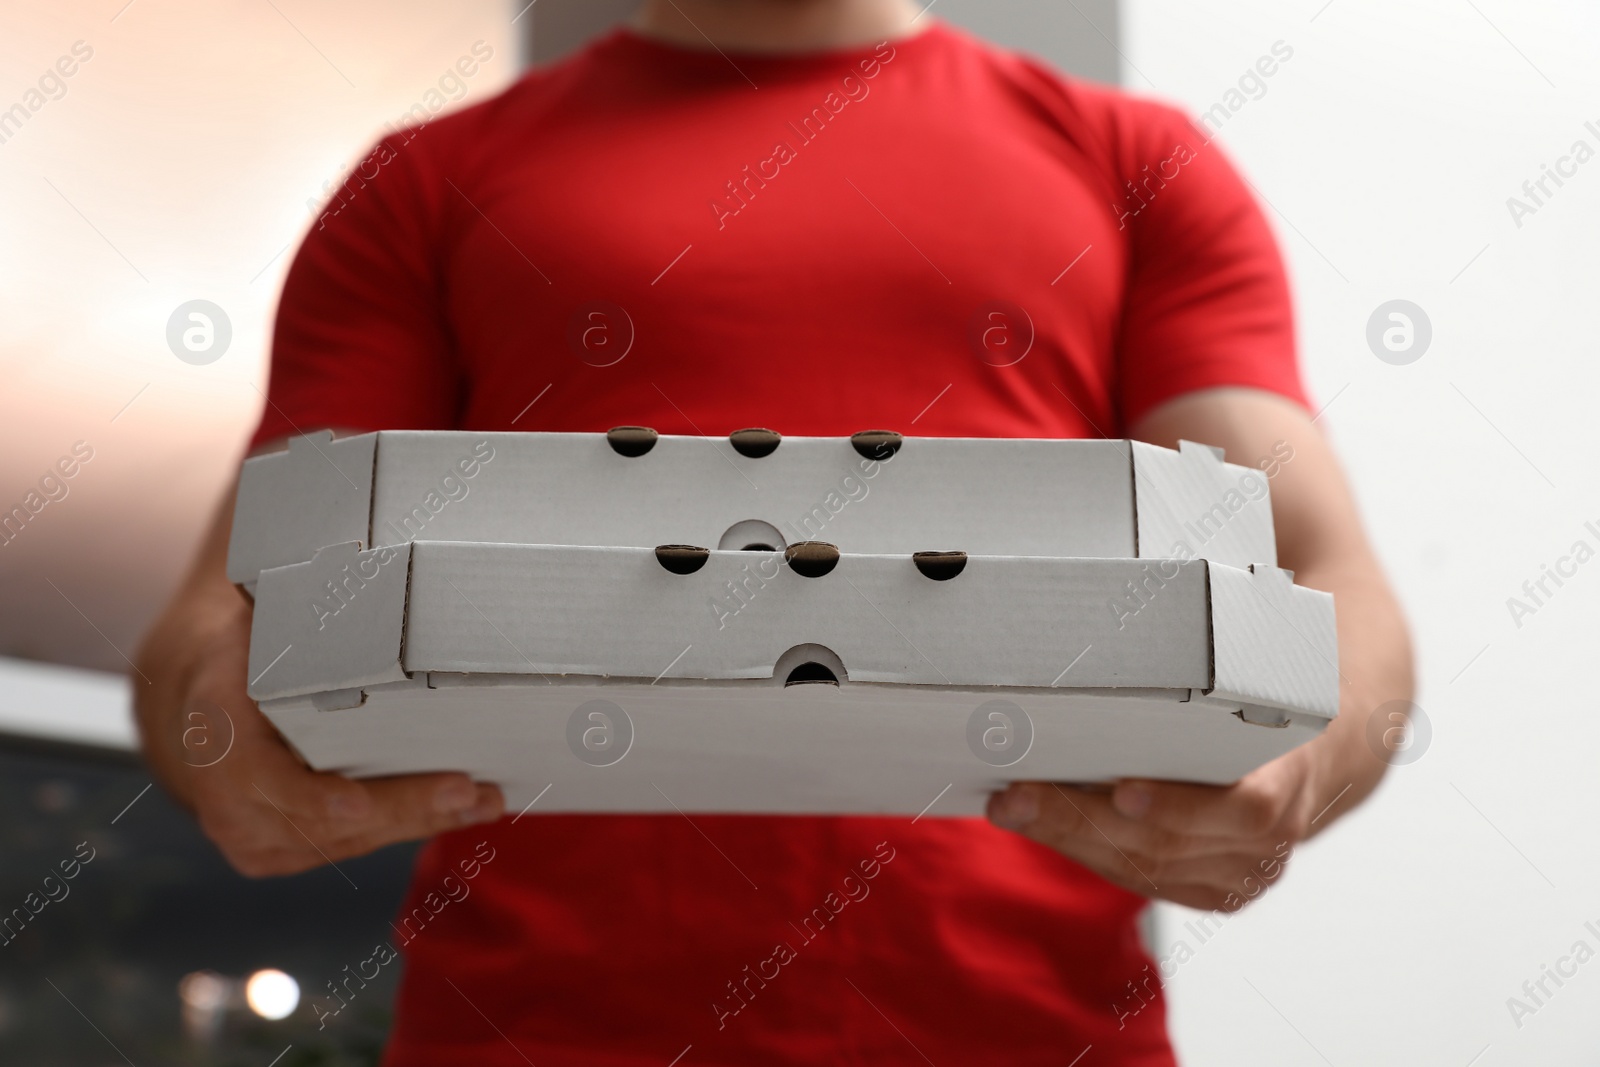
[135,0,1413,1062]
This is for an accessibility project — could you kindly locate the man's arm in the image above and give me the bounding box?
[134,447,504,878]
[986,387,1415,911]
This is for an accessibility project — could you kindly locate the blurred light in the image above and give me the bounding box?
[32,779,78,814]
[178,970,231,1043]
[177,970,229,1012]
[245,969,299,1021]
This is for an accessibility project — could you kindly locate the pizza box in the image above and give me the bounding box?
[226,429,1280,591]
[240,539,1338,816]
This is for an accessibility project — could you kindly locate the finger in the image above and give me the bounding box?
[1009,830,1286,910]
[333,776,503,854]
[202,769,496,875]
[188,709,387,869]
[219,843,348,880]
[988,784,1298,908]
[1147,850,1295,912]
[1142,849,1291,896]
[1151,883,1250,912]
[194,694,498,856]
[987,784,1168,893]
[989,783,1247,862]
[1108,766,1295,839]
[987,806,1159,895]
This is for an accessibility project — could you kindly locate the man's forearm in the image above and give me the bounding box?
[135,585,249,806]
[1293,554,1416,834]
[133,485,248,811]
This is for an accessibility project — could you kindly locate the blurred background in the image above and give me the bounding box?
[2,0,1597,1062]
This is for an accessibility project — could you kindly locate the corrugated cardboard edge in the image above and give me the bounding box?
[1206,561,1339,722]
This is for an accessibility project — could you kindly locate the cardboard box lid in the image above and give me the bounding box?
[226,431,1279,585]
[245,541,1337,727]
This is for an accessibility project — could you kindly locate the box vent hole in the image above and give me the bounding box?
[785,661,840,686]
[785,541,840,578]
[850,429,903,459]
[913,551,968,581]
[729,428,782,457]
[654,545,710,574]
[773,643,847,687]
[606,426,658,457]
[718,519,787,553]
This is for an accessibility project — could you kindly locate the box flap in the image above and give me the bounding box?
[246,541,411,701]
[1130,439,1277,568]
[1206,561,1339,721]
[227,431,376,585]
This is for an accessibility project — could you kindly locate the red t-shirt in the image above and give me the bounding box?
[255,23,1305,1066]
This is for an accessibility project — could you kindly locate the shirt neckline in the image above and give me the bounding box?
[598,19,946,73]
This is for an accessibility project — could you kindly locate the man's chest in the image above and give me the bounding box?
[432,87,1129,437]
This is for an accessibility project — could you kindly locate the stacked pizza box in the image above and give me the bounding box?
[226,428,1337,816]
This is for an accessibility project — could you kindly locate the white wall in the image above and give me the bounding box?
[1125,1,1600,1062]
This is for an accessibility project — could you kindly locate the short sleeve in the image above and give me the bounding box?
[1112,105,1308,428]
[250,132,461,449]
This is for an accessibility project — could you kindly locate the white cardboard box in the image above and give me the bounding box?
[242,539,1337,815]
[229,430,1334,816]
[227,429,1280,589]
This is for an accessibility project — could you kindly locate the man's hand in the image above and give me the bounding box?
[985,388,1413,911]
[136,473,504,879]
[987,746,1322,911]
